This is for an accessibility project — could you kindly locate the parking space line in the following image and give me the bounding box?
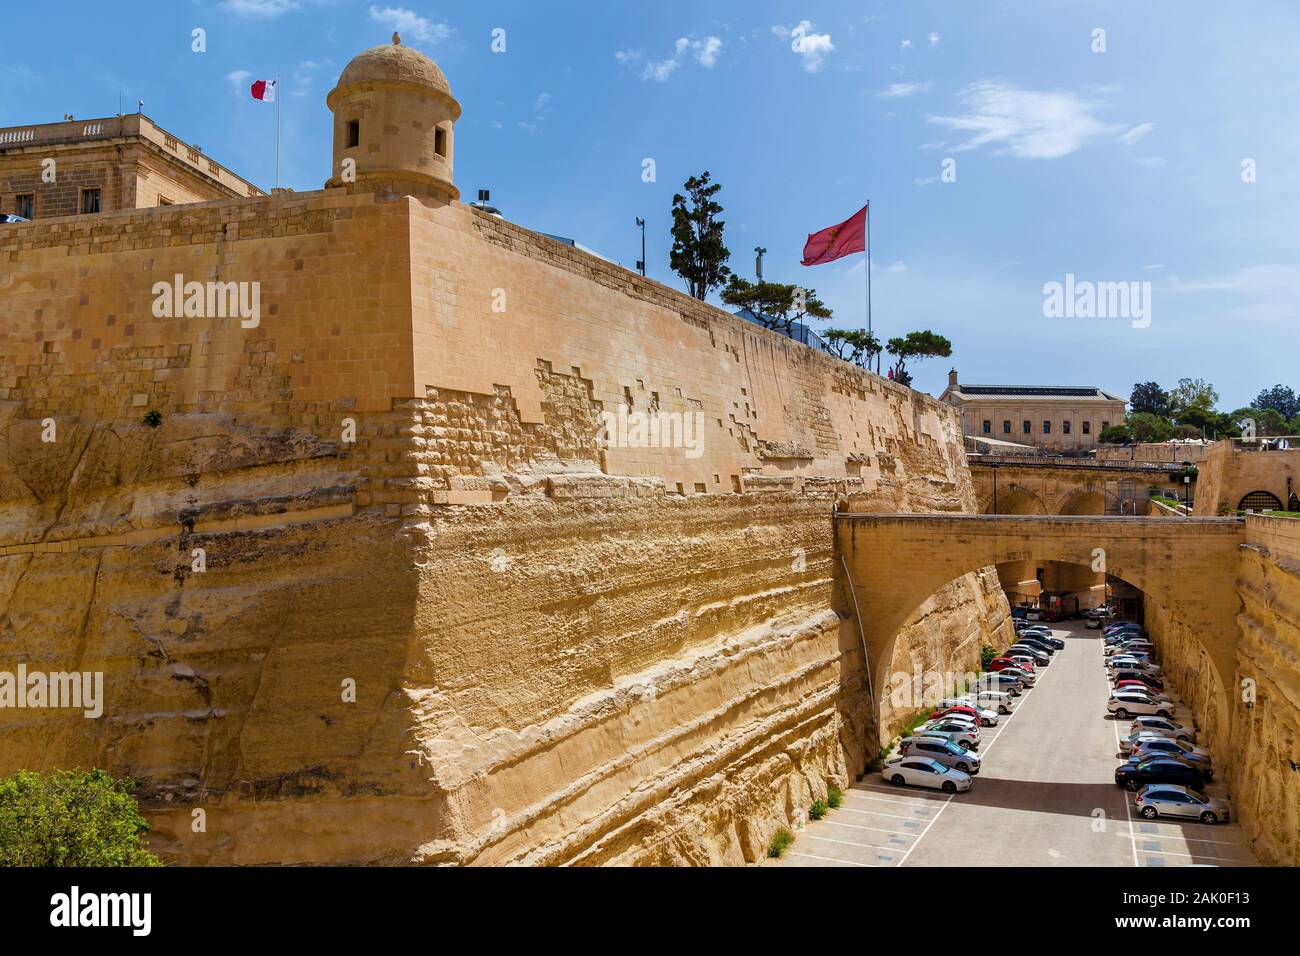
[821,819,917,839]
[1136,846,1246,863]
[1113,699,1142,867]
[843,792,940,808]
[787,851,877,867]
[837,806,933,822]
[803,833,909,854]
[1125,829,1245,847]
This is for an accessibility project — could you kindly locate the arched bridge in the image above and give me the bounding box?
[835,513,1245,743]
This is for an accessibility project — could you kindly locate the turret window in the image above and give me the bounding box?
[347,120,360,148]
[434,127,447,157]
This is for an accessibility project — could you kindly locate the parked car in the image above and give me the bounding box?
[1112,671,1164,691]
[881,755,971,793]
[1135,785,1230,824]
[976,673,1023,696]
[1107,657,1161,674]
[900,736,981,774]
[1113,684,1173,704]
[996,665,1036,687]
[990,657,1031,673]
[1013,636,1057,655]
[916,722,980,750]
[1085,617,1102,629]
[1027,632,1066,650]
[919,714,980,734]
[1130,715,1196,743]
[934,700,999,726]
[1128,738,1213,779]
[970,690,1015,715]
[1115,756,1205,791]
[1108,693,1174,719]
[1007,654,1043,672]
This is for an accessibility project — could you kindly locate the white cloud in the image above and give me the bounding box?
[225,70,252,97]
[620,35,722,82]
[221,0,299,15]
[291,60,321,98]
[928,82,1125,159]
[693,36,723,68]
[367,6,452,44]
[901,38,913,49]
[928,32,941,47]
[877,81,932,98]
[1119,122,1155,145]
[773,21,834,72]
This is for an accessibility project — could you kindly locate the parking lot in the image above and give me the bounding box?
[771,620,1258,867]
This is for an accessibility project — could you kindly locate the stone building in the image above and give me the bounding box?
[0,113,262,220]
[1194,439,1300,515]
[940,369,1127,453]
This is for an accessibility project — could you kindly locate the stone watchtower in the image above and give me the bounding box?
[325,32,461,203]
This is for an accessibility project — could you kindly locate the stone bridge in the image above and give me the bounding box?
[834,514,1245,748]
[968,456,1192,515]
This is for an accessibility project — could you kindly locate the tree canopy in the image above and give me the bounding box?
[822,328,881,369]
[1130,381,1172,417]
[885,330,952,387]
[0,769,163,866]
[669,171,731,301]
[1252,384,1300,421]
[721,277,831,336]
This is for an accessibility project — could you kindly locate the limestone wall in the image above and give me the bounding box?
[1231,517,1300,865]
[1193,441,1300,515]
[0,188,1007,865]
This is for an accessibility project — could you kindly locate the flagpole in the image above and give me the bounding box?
[274,75,280,191]
[865,200,875,373]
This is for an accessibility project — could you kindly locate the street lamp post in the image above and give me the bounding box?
[990,463,999,514]
[635,217,646,277]
[1184,473,1191,515]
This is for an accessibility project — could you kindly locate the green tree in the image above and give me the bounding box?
[822,328,881,369]
[1129,381,1172,417]
[1126,412,1174,443]
[1252,384,1300,421]
[1099,423,1132,444]
[0,769,163,866]
[721,276,831,336]
[886,330,952,388]
[669,171,731,300]
[1169,378,1219,419]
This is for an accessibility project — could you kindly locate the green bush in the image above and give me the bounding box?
[809,798,829,821]
[767,827,794,858]
[827,784,843,809]
[0,769,163,867]
[980,644,998,672]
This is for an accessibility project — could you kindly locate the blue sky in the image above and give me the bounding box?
[3,1,1298,409]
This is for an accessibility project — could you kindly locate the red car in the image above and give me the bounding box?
[928,705,991,726]
[990,657,1034,673]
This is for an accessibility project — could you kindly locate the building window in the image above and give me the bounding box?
[982,420,991,434]
[81,188,101,214]
[1083,421,1091,435]
[1102,421,1110,431]
[158,196,172,206]
[346,120,359,148]
[434,127,447,157]
[1063,420,1071,435]
[15,194,34,219]
[1002,420,1011,434]
[1022,420,1031,434]
[1043,420,1051,434]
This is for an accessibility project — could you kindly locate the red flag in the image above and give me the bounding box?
[250,79,278,102]
[801,205,867,266]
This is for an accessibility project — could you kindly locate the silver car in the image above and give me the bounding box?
[914,724,979,750]
[1135,785,1230,824]
[901,736,981,774]
[1130,715,1196,743]
[1128,737,1213,778]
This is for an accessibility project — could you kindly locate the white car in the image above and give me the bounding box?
[1108,693,1174,719]
[937,697,1000,726]
[881,755,972,793]
[1129,715,1196,743]
[914,724,980,750]
[1107,657,1161,674]
[972,690,1014,714]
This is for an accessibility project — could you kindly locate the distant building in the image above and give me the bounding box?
[940,369,1127,453]
[0,114,263,220]
[732,308,828,352]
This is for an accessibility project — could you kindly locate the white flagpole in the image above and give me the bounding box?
[865,201,875,372]
[274,76,280,190]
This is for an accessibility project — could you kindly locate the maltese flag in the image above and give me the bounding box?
[250,79,277,102]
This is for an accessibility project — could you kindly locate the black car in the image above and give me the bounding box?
[1112,671,1164,691]
[1013,636,1056,655]
[1115,756,1205,791]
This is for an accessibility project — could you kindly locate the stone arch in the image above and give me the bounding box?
[835,514,1244,757]
[981,483,1049,515]
[1057,488,1106,515]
